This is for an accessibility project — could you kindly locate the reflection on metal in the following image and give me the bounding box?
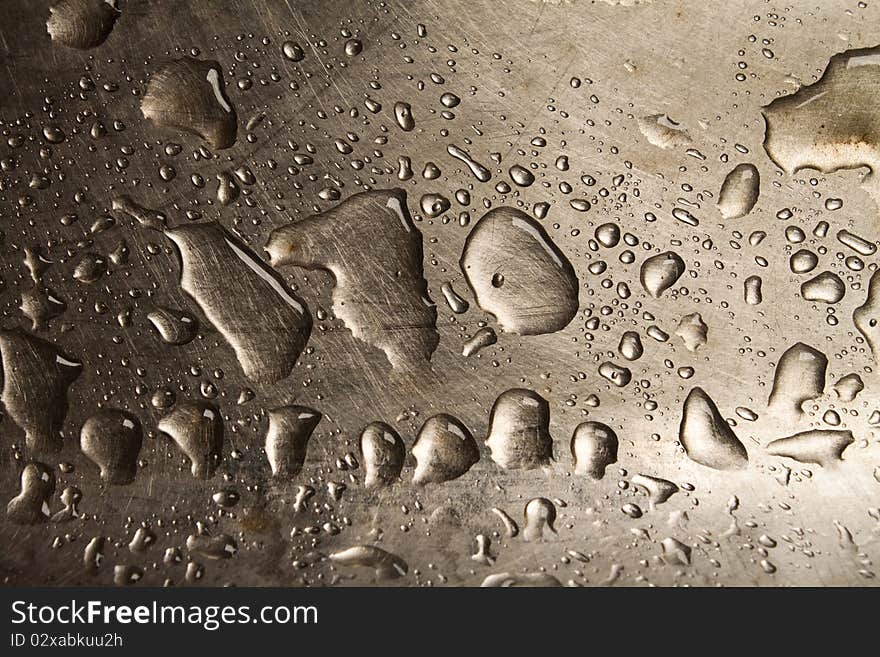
[1,0,879,587]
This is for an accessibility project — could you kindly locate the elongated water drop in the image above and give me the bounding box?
[360,421,405,488]
[717,163,760,219]
[168,221,312,384]
[264,406,322,478]
[141,57,237,149]
[571,421,618,479]
[679,387,748,470]
[0,328,82,454]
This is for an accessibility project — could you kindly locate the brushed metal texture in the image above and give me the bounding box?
[1,0,879,587]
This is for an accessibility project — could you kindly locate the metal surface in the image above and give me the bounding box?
[1,0,880,587]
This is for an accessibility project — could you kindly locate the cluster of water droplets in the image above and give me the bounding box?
[1,1,879,587]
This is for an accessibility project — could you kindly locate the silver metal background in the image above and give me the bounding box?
[1,0,879,587]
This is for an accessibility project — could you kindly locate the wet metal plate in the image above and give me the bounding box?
[1,0,879,587]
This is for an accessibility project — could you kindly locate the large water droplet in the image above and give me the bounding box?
[168,221,312,384]
[6,462,54,525]
[484,388,553,470]
[147,306,199,346]
[411,414,479,485]
[267,189,438,370]
[570,421,618,478]
[80,409,143,485]
[766,430,854,467]
[523,497,557,541]
[679,387,748,470]
[46,0,119,50]
[854,269,880,360]
[0,328,82,454]
[329,546,408,580]
[141,57,237,149]
[763,46,880,205]
[158,401,224,479]
[767,342,827,418]
[359,421,405,488]
[801,271,845,304]
[640,251,685,298]
[460,207,578,334]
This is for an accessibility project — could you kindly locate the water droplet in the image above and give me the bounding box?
[360,422,405,488]
[801,271,845,304]
[484,388,553,470]
[491,507,519,538]
[393,101,415,131]
[679,387,748,470]
[83,536,105,574]
[111,195,167,231]
[766,430,853,467]
[640,251,685,298]
[661,537,691,565]
[462,326,497,357]
[73,253,106,284]
[523,497,557,541]
[461,207,578,334]
[147,306,199,346]
[598,361,632,387]
[509,164,535,187]
[46,0,119,50]
[763,46,880,205]
[420,192,451,218]
[141,57,237,150]
[618,330,644,360]
[481,571,561,587]
[412,414,479,485]
[595,222,621,248]
[329,546,408,580]
[440,281,469,314]
[631,474,679,507]
[834,373,864,402]
[0,329,82,454]
[638,114,690,149]
[717,163,760,219]
[675,312,707,351]
[854,269,880,360]
[6,462,54,525]
[267,189,437,370]
[169,221,312,383]
[158,401,224,479]
[264,406,322,478]
[744,275,763,305]
[186,533,238,560]
[447,144,492,182]
[343,38,363,57]
[440,92,460,108]
[837,229,876,256]
[571,421,618,479]
[282,41,305,62]
[80,410,143,484]
[216,170,240,206]
[790,249,819,274]
[113,564,143,585]
[768,342,827,418]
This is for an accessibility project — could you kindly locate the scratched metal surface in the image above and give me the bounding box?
[1,0,879,587]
